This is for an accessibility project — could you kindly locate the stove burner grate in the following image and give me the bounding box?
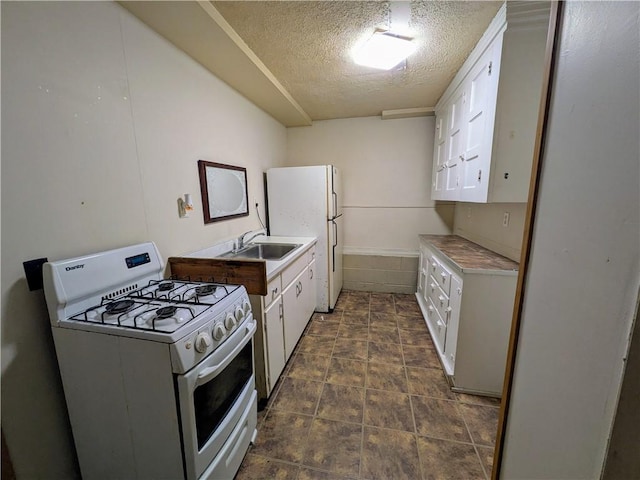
[155,306,178,319]
[195,285,217,296]
[157,282,174,292]
[105,299,135,314]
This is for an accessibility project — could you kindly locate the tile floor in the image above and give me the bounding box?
[236,291,500,480]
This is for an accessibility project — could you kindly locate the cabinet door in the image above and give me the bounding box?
[431,111,448,199]
[304,260,317,322]
[460,37,501,202]
[443,274,463,373]
[417,251,427,297]
[282,268,306,359]
[264,298,285,394]
[444,88,466,200]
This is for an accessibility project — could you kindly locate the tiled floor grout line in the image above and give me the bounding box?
[357,300,370,480]
[473,443,491,480]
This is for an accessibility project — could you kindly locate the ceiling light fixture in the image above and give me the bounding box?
[353,31,416,71]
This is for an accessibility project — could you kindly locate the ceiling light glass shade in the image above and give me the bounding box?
[353,32,416,70]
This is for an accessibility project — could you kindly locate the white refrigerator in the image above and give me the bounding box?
[266,165,343,312]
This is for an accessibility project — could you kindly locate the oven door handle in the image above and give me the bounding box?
[195,320,257,387]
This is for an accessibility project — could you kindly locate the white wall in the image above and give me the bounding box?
[501,2,640,477]
[453,202,526,262]
[1,2,286,477]
[286,116,454,253]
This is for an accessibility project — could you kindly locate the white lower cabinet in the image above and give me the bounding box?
[283,259,315,358]
[252,244,316,400]
[417,240,517,396]
[263,298,285,390]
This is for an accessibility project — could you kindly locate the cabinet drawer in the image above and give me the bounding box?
[282,249,310,287]
[264,275,282,308]
[428,255,439,277]
[428,278,450,321]
[435,261,452,295]
[427,277,439,300]
[426,296,447,353]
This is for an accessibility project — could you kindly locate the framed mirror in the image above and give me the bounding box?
[198,160,249,223]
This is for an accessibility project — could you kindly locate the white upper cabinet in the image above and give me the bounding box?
[444,88,465,200]
[431,2,551,203]
[432,111,447,198]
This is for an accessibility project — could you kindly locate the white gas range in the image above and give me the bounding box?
[43,242,257,480]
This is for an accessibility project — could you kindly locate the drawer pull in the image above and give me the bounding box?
[272,287,279,298]
[445,306,452,324]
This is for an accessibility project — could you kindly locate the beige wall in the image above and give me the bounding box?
[501,2,640,476]
[453,202,526,262]
[286,116,454,253]
[1,3,285,477]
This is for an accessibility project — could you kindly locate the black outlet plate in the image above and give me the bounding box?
[23,258,48,291]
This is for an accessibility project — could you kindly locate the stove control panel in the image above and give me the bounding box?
[170,290,252,374]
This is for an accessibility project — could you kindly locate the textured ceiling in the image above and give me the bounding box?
[213,1,502,121]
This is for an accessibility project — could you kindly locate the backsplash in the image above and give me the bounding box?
[453,203,526,262]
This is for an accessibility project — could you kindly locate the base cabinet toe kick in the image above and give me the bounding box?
[416,235,518,397]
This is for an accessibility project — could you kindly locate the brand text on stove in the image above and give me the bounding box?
[65,264,85,271]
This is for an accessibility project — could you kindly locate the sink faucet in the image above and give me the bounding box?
[237,230,266,250]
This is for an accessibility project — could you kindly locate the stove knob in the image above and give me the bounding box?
[234,306,244,323]
[194,332,212,353]
[212,323,226,341]
[242,299,251,314]
[224,313,236,330]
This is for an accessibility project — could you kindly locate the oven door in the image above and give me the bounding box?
[177,317,257,480]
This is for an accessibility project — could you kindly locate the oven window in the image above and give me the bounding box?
[193,341,253,450]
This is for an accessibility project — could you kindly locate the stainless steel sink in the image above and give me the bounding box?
[220,242,301,261]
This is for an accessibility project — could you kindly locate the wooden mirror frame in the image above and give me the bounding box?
[198,160,249,224]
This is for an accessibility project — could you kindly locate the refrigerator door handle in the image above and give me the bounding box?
[332,190,338,219]
[330,218,337,272]
[330,166,339,218]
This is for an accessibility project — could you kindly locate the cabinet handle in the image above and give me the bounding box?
[459,154,465,161]
[272,287,279,298]
[309,268,314,279]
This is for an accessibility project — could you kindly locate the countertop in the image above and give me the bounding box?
[419,234,519,274]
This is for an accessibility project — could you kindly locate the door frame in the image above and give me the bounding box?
[492,2,563,478]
